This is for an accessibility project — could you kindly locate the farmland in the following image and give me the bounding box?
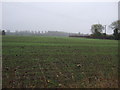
[2,36,118,88]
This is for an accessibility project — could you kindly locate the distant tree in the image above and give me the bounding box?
[2,30,6,35]
[91,24,104,36]
[109,20,120,40]
[109,20,120,30]
[78,32,81,35]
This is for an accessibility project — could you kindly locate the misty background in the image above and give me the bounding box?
[2,2,118,34]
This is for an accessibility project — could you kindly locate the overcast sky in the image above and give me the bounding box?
[2,2,118,34]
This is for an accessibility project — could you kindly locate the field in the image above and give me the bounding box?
[2,36,118,88]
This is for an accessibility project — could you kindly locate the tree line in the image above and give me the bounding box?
[91,20,120,40]
[1,30,74,37]
[1,20,120,40]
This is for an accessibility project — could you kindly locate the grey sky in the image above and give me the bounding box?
[2,2,118,34]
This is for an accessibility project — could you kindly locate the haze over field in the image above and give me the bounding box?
[2,2,118,34]
[2,0,119,88]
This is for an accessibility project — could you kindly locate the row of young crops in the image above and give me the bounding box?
[2,36,118,88]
